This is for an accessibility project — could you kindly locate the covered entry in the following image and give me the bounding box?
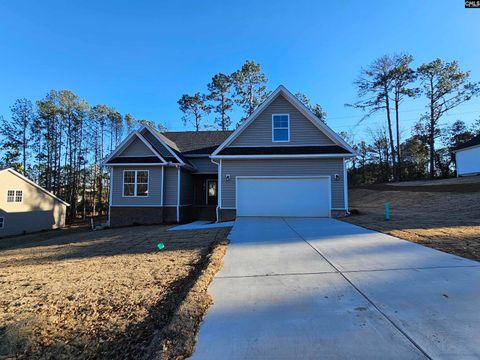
[236,176,331,217]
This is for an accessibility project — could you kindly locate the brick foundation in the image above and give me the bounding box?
[331,210,348,218]
[109,207,163,227]
[218,208,236,222]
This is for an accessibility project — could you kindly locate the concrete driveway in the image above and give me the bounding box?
[190,217,480,360]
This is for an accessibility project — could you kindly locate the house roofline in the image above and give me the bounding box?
[210,154,355,160]
[211,85,356,157]
[0,168,70,206]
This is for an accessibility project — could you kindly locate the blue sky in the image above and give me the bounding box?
[0,0,479,142]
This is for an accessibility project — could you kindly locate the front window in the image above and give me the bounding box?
[123,170,149,197]
[0,217,4,229]
[7,190,22,203]
[272,114,290,142]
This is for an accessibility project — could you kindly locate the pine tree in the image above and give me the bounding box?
[177,93,211,131]
[232,60,269,123]
[207,73,234,130]
[417,59,480,178]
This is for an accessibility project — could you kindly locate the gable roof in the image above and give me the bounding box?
[103,131,168,165]
[211,85,356,157]
[0,168,70,206]
[455,135,480,152]
[162,130,233,155]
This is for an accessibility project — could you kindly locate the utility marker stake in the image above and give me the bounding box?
[385,201,390,221]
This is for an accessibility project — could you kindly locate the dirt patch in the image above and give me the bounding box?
[343,187,480,261]
[0,224,230,359]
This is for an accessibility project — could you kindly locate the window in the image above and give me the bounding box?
[0,217,3,229]
[272,114,290,142]
[123,170,149,197]
[7,190,22,203]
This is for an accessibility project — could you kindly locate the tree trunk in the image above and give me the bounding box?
[384,84,397,181]
[395,97,401,180]
[429,79,435,179]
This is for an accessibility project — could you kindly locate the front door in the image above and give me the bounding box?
[206,180,218,206]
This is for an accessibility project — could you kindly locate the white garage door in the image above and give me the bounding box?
[236,177,331,217]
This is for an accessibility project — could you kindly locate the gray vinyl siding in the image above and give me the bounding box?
[180,169,194,205]
[111,167,162,206]
[118,137,155,156]
[220,159,345,209]
[141,130,174,158]
[163,166,179,205]
[230,94,335,147]
[189,157,218,174]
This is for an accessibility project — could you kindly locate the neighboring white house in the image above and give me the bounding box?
[455,135,480,177]
[0,168,70,237]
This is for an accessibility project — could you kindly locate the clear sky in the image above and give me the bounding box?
[0,0,479,141]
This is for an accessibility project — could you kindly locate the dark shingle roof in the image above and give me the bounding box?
[217,145,351,156]
[456,135,480,151]
[162,131,233,155]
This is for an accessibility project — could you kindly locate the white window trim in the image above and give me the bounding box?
[122,170,150,198]
[7,189,23,203]
[0,217,4,229]
[272,114,290,142]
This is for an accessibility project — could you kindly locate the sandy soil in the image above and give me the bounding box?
[343,186,480,261]
[0,224,230,359]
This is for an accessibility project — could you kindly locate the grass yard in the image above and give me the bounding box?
[343,178,480,261]
[0,224,230,359]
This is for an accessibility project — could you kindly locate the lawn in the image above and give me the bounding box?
[343,178,480,261]
[0,224,230,359]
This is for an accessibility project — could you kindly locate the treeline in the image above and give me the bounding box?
[177,60,326,131]
[0,90,163,220]
[347,55,480,184]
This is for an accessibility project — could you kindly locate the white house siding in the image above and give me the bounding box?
[456,146,480,176]
[189,157,218,173]
[220,158,345,209]
[0,170,67,237]
[111,167,163,206]
[229,94,335,147]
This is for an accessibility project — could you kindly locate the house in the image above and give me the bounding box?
[0,168,69,237]
[455,135,480,177]
[104,85,356,226]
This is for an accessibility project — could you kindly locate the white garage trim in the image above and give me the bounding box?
[235,176,331,217]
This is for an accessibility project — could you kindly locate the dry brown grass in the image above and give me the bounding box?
[343,186,480,261]
[0,224,230,359]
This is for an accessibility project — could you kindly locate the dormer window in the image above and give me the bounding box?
[272,114,290,142]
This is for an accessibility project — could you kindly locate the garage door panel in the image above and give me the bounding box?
[237,177,330,217]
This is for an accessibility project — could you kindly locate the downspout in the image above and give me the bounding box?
[108,167,113,227]
[160,166,164,206]
[177,165,181,223]
[211,158,221,223]
[343,157,350,215]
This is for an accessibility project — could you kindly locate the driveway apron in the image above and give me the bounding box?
[190,217,480,360]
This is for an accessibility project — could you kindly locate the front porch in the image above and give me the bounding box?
[191,174,218,221]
